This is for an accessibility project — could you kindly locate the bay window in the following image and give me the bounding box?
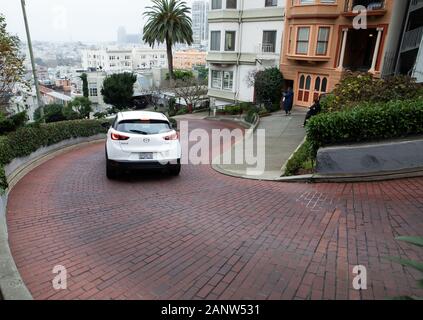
[296,27,310,54]
[211,70,234,90]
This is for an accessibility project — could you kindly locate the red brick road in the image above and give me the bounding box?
[6,120,423,300]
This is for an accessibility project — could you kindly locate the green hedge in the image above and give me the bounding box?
[0,119,108,192]
[284,140,314,176]
[307,99,423,158]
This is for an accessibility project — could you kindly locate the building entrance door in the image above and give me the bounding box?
[296,73,328,107]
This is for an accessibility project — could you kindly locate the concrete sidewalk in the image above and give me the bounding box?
[213,108,308,180]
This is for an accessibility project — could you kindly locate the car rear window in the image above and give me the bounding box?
[116,119,171,135]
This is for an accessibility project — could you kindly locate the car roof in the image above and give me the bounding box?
[117,111,169,122]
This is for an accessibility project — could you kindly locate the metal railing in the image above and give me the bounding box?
[344,0,385,12]
[256,43,276,54]
[401,26,423,52]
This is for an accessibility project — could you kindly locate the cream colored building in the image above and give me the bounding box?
[207,0,285,107]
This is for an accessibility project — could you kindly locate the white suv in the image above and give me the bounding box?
[105,111,181,179]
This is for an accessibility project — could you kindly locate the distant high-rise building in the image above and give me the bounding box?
[117,27,127,44]
[192,0,208,45]
[117,26,142,45]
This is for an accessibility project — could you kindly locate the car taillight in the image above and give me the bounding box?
[111,133,130,141]
[164,132,179,141]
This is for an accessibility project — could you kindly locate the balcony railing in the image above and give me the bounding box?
[401,26,423,53]
[255,43,277,56]
[344,0,385,12]
[261,43,276,54]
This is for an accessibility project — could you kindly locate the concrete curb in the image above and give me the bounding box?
[0,134,106,300]
[280,137,307,176]
[210,121,423,183]
[210,115,260,179]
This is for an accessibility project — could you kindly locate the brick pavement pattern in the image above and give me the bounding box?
[6,120,423,300]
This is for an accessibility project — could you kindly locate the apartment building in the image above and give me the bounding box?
[82,48,134,73]
[173,50,207,69]
[207,0,285,107]
[132,48,168,69]
[280,0,409,107]
[82,47,169,72]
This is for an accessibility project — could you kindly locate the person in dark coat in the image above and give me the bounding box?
[303,98,322,127]
[281,87,294,116]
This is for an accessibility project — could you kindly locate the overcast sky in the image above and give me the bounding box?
[1,0,193,42]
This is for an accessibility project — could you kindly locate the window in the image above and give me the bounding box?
[262,31,277,53]
[211,0,222,9]
[321,77,328,92]
[223,71,234,90]
[89,85,98,97]
[116,120,171,135]
[226,0,237,9]
[299,0,314,4]
[211,70,234,90]
[211,70,223,89]
[316,27,330,55]
[265,0,278,6]
[296,27,310,54]
[125,55,131,60]
[225,31,236,51]
[210,31,221,51]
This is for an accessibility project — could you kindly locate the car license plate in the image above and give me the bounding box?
[139,152,153,160]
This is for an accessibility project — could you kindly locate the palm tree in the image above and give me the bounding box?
[143,0,193,81]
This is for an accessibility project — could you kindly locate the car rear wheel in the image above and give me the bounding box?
[170,160,181,176]
[106,149,119,180]
[106,160,118,180]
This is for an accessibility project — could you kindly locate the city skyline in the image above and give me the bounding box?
[1,0,194,43]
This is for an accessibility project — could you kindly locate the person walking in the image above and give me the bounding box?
[303,97,322,127]
[281,87,294,116]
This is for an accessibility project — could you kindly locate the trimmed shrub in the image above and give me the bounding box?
[176,107,189,115]
[307,98,423,158]
[240,102,253,112]
[284,140,314,176]
[34,104,66,123]
[254,67,284,105]
[168,117,177,130]
[0,111,28,135]
[245,109,258,124]
[0,119,108,191]
[224,105,242,115]
[324,72,423,112]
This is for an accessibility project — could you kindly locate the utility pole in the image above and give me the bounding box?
[20,0,44,120]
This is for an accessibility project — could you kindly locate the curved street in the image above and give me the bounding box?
[6,119,423,300]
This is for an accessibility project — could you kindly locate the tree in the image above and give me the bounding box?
[0,14,25,114]
[143,0,193,81]
[252,67,284,104]
[173,78,208,113]
[101,73,137,111]
[79,73,89,98]
[194,65,209,82]
[143,84,165,111]
[34,104,66,123]
[63,97,92,120]
[166,69,194,81]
